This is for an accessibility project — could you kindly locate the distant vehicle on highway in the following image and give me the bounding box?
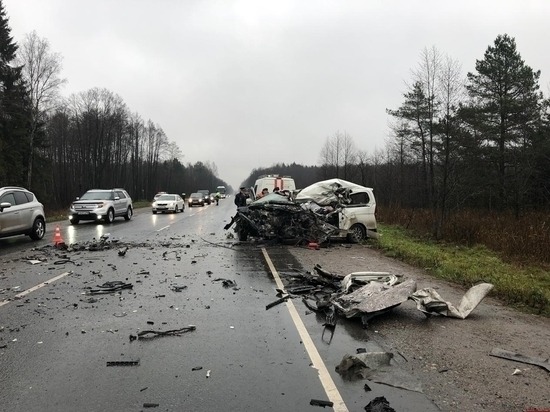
[197,189,211,205]
[188,193,205,207]
[216,185,226,198]
[152,194,185,214]
[0,186,46,240]
[68,188,133,225]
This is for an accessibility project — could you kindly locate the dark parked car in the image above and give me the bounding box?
[197,189,211,205]
[0,186,46,240]
[188,193,205,207]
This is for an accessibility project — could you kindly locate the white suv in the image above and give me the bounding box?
[68,188,133,225]
[0,186,46,240]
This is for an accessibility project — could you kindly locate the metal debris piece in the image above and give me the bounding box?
[410,283,494,319]
[310,399,334,408]
[106,360,140,366]
[143,403,159,408]
[118,247,128,256]
[88,281,133,294]
[287,285,316,294]
[137,326,196,339]
[364,396,396,412]
[171,285,188,292]
[192,366,203,371]
[489,348,550,373]
[332,278,417,320]
[340,272,398,293]
[213,278,237,288]
[266,295,289,310]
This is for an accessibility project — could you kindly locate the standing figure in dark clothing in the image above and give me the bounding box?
[234,187,247,207]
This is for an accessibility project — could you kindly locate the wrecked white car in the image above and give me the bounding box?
[295,178,377,242]
[224,178,377,243]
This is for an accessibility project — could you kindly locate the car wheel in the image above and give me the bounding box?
[70,218,79,225]
[347,224,366,243]
[105,208,115,223]
[124,206,133,220]
[152,210,157,214]
[29,217,46,240]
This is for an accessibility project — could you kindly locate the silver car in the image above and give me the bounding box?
[68,188,133,224]
[0,186,46,240]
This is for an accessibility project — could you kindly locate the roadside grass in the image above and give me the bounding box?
[374,224,550,316]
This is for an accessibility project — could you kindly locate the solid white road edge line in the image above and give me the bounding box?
[261,248,349,412]
[0,271,72,308]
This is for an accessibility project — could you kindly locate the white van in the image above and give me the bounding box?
[253,175,296,196]
[295,178,377,242]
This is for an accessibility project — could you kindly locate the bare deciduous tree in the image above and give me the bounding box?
[318,130,358,180]
[15,30,67,187]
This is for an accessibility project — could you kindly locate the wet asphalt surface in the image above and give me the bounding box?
[0,200,439,412]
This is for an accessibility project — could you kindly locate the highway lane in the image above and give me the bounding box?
[0,198,439,411]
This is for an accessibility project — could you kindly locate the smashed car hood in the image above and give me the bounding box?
[332,278,417,318]
[296,178,373,206]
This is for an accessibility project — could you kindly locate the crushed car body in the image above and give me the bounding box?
[225,178,377,243]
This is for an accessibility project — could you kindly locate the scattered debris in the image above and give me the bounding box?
[135,326,196,339]
[364,396,396,412]
[266,295,289,310]
[213,278,238,288]
[489,348,550,373]
[192,366,203,371]
[332,279,417,327]
[171,285,188,292]
[118,247,128,256]
[310,399,334,408]
[206,370,211,378]
[143,403,159,408]
[410,283,494,319]
[87,281,133,295]
[335,351,423,393]
[106,360,140,366]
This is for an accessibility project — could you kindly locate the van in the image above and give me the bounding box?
[295,178,377,242]
[253,175,296,197]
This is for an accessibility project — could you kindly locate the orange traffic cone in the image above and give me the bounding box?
[53,225,63,245]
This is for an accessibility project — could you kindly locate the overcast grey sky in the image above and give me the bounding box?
[4,0,550,188]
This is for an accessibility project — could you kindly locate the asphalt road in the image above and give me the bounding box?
[0,200,439,412]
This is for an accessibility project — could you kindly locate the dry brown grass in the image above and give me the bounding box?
[381,207,550,267]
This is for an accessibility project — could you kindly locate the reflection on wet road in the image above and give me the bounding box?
[0,200,438,411]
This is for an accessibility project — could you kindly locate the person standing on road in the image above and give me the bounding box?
[234,187,247,207]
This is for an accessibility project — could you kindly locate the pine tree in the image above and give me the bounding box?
[0,0,31,186]
[465,34,544,212]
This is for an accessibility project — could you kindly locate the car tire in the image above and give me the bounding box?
[152,210,157,214]
[105,208,115,223]
[124,206,133,220]
[174,206,178,213]
[70,218,79,225]
[347,224,366,243]
[29,217,46,240]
